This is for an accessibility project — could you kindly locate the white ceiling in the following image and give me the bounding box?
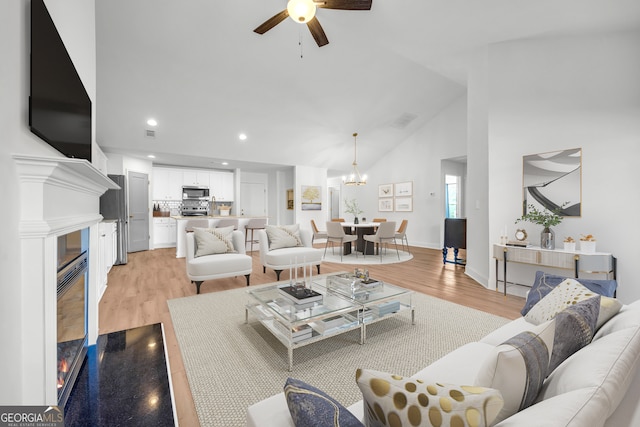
[95,0,640,176]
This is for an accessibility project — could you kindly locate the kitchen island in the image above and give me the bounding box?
[172,215,268,258]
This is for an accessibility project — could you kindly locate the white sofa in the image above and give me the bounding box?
[258,228,323,281]
[246,299,640,427]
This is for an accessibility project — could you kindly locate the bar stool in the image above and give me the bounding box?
[245,218,267,252]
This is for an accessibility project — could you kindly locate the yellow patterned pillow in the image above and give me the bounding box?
[355,368,503,427]
[524,278,622,329]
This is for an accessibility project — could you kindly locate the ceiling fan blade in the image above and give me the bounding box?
[253,10,289,34]
[307,17,329,47]
[316,0,372,10]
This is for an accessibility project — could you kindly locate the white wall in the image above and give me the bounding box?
[485,31,640,303]
[464,47,491,286]
[347,96,468,248]
[295,166,328,232]
[0,0,96,404]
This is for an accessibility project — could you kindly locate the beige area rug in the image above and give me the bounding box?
[322,248,413,265]
[168,281,509,427]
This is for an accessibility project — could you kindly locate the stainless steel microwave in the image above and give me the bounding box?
[182,186,210,200]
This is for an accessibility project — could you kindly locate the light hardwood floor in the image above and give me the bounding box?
[99,244,524,426]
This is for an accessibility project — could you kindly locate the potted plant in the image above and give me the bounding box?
[515,203,567,249]
[344,198,363,224]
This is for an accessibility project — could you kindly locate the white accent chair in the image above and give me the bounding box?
[258,228,323,281]
[324,221,358,261]
[363,221,399,262]
[185,230,252,294]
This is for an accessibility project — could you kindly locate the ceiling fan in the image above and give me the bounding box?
[253,0,372,47]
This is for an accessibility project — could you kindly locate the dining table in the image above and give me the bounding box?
[340,222,380,255]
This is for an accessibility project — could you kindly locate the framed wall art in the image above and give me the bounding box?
[522,148,581,217]
[378,198,393,212]
[286,189,293,210]
[395,197,413,212]
[301,185,322,211]
[395,181,413,197]
[378,183,393,198]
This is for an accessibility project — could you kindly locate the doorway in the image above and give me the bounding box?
[329,187,340,219]
[127,171,149,252]
[442,157,467,219]
[240,182,266,217]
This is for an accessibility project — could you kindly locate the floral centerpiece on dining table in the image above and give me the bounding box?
[344,198,363,224]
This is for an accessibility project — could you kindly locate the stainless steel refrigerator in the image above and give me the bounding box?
[99,174,128,264]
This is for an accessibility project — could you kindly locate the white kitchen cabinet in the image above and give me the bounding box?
[210,171,234,201]
[183,171,210,187]
[153,217,177,248]
[98,221,117,301]
[153,168,183,200]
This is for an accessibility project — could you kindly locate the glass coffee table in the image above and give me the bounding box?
[245,274,414,370]
[325,273,415,342]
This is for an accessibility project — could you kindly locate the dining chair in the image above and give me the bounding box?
[395,219,410,254]
[310,219,328,245]
[331,218,345,222]
[363,221,399,262]
[371,217,386,232]
[324,221,358,261]
[245,218,267,252]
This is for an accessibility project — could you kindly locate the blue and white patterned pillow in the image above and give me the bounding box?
[521,271,617,316]
[284,377,363,427]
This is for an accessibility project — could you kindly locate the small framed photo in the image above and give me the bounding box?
[378,198,393,212]
[395,197,413,212]
[378,183,393,198]
[394,181,413,197]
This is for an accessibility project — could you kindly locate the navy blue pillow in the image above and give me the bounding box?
[284,377,363,427]
[547,296,600,375]
[521,271,617,316]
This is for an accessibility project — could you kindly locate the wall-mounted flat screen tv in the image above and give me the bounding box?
[30,0,92,162]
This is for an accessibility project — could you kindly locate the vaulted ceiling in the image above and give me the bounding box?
[95,0,640,175]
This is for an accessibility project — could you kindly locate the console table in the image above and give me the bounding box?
[493,244,617,296]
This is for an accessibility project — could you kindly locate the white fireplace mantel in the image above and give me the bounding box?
[13,154,118,405]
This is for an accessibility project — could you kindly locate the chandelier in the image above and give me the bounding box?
[342,132,367,186]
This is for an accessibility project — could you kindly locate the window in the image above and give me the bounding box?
[445,175,460,218]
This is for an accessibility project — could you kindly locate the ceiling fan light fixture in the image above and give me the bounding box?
[287,0,316,23]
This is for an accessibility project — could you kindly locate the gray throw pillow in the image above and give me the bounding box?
[193,226,235,257]
[265,225,302,250]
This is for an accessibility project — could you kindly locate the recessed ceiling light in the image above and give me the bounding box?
[238,133,247,141]
[221,162,229,166]
[147,118,158,127]
[147,154,156,159]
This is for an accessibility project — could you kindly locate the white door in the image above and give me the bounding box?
[128,171,150,252]
[240,182,266,217]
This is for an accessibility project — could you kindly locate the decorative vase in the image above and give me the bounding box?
[540,227,555,249]
[581,240,596,253]
[354,217,359,224]
[563,242,576,252]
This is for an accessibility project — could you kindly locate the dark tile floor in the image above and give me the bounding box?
[64,323,175,426]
